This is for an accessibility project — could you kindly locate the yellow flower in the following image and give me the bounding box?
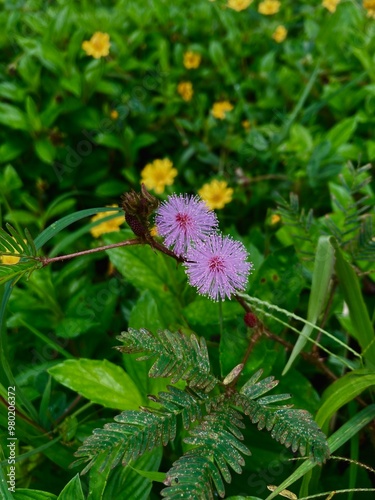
[227,0,253,11]
[90,205,124,238]
[150,226,158,237]
[141,158,177,194]
[270,214,281,225]
[1,253,20,265]
[198,180,234,210]
[272,25,288,42]
[82,32,111,59]
[242,119,251,130]
[211,101,234,120]
[177,81,194,101]
[1,238,27,265]
[322,0,340,12]
[110,110,119,120]
[363,0,375,17]
[258,0,280,15]
[183,51,201,69]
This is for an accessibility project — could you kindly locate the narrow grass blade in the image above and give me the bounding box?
[332,238,375,368]
[265,405,375,499]
[315,369,375,432]
[283,236,335,375]
[33,207,121,250]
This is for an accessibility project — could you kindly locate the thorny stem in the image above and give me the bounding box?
[38,236,184,267]
[39,238,142,265]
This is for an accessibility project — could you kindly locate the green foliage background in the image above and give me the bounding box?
[0,0,374,499]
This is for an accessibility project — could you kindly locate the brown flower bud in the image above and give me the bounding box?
[121,184,159,239]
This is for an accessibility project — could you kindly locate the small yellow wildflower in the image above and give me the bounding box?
[1,238,27,265]
[272,25,288,43]
[82,32,111,59]
[177,81,194,101]
[322,0,340,12]
[227,0,253,12]
[270,214,281,225]
[258,0,280,15]
[363,0,375,17]
[198,180,234,210]
[242,120,251,130]
[183,51,201,69]
[150,226,158,237]
[90,205,124,238]
[141,158,177,194]
[110,110,119,120]
[1,252,21,265]
[211,101,234,120]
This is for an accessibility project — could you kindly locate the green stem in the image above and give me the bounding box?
[276,64,320,146]
[218,300,223,338]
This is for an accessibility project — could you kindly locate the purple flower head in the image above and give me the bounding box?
[155,194,218,257]
[184,234,252,301]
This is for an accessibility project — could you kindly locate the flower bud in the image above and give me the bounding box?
[244,312,257,328]
[121,184,159,238]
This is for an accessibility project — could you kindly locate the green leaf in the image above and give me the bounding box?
[48,359,143,410]
[126,290,184,399]
[34,138,56,163]
[315,369,375,431]
[0,164,23,193]
[25,95,42,132]
[0,466,14,500]
[184,297,243,326]
[249,247,305,334]
[95,133,125,151]
[0,139,27,163]
[0,261,39,286]
[34,207,121,249]
[326,116,357,149]
[13,491,57,500]
[265,405,375,499]
[332,238,375,367]
[283,236,335,374]
[57,474,84,500]
[130,466,166,482]
[102,448,163,500]
[0,82,27,102]
[0,103,28,131]
[118,328,218,392]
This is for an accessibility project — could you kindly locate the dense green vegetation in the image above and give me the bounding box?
[0,1,374,499]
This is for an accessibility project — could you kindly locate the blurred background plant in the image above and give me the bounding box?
[0,0,374,498]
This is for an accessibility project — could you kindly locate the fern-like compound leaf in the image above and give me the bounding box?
[162,404,251,499]
[0,224,40,285]
[72,386,207,474]
[162,452,223,499]
[117,328,219,392]
[355,216,375,261]
[234,393,330,464]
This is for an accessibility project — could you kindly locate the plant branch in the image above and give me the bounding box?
[38,238,143,266]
